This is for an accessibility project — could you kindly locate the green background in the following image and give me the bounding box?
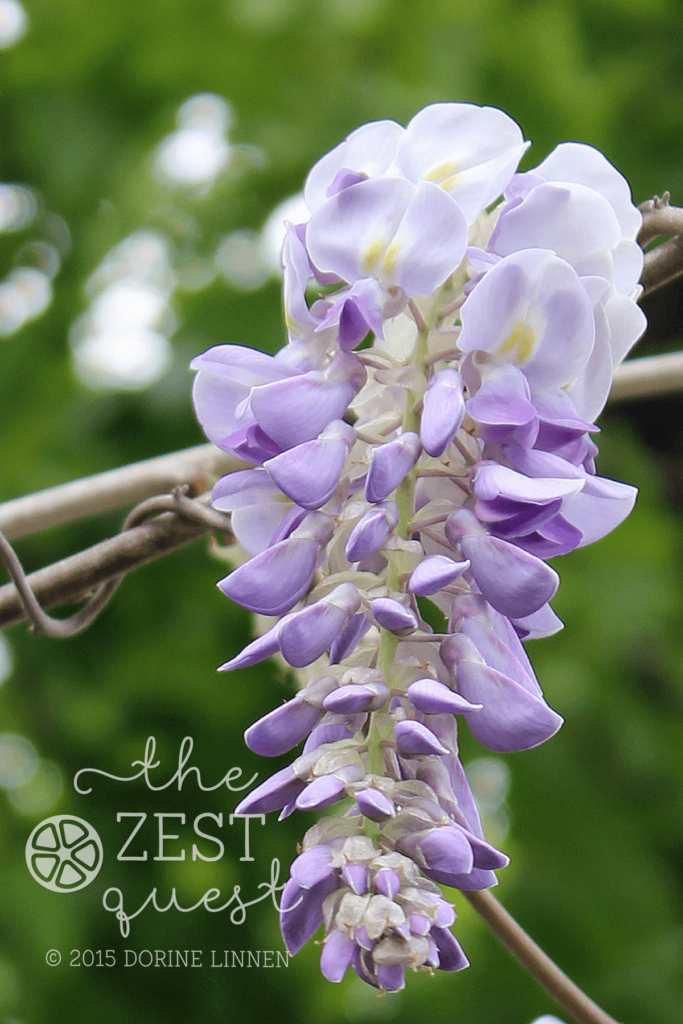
[0,1,682,1022]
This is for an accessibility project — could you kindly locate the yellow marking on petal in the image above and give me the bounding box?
[382,240,400,276]
[362,238,385,275]
[499,321,536,363]
[440,173,461,191]
[424,160,457,183]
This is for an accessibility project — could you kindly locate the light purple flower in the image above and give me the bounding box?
[445,508,560,618]
[264,419,354,510]
[217,512,333,616]
[408,555,470,596]
[459,248,595,393]
[365,432,421,503]
[356,789,396,820]
[371,598,418,635]
[420,367,466,457]
[279,584,361,667]
[441,632,563,752]
[395,720,450,757]
[306,177,468,299]
[395,102,529,224]
[304,119,404,213]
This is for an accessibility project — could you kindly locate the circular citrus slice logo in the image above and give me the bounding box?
[25,815,103,893]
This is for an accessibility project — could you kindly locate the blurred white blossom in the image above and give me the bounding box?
[71,230,175,390]
[0,0,27,49]
[154,94,232,189]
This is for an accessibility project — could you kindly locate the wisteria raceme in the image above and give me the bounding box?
[191,101,645,991]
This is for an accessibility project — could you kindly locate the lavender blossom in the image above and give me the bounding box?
[192,100,645,992]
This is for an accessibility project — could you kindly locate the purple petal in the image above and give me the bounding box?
[306,177,467,297]
[417,826,475,878]
[472,460,583,506]
[234,766,305,816]
[316,278,385,348]
[455,531,560,619]
[371,598,418,635]
[212,469,292,556]
[345,501,399,562]
[191,344,294,447]
[420,368,466,457]
[458,660,563,751]
[329,613,372,665]
[511,603,564,640]
[534,141,642,238]
[563,474,637,548]
[490,181,621,266]
[387,181,469,297]
[245,698,323,757]
[376,964,405,992]
[396,102,528,224]
[365,433,421,503]
[304,720,358,754]
[431,927,469,972]
[250,374,356,449]
[296,772,353,811]
[218,621,283,672]
[409,913,431,936]
[323,682,389,715]
[375,868,400,899]
[458,249,595,393]
[264,421,353,510]
[351,945,378,987]
[424,937,440,968]
[280,584,361,668]
[320,930,355,983]
[395,720,450,756]
[342,863,369,894]
[434,898,456,928]
[222,420,283,465]
[407,678,482,715]
[469,834,510,871]
[456,616,541,696]
[446,635,563,752]
[282,220,317,331]
[355,789,396,821]
[354,925,374,950]
[218,535,321,616]
[290,846,335,888]
[280,875,339,955]
[466,363,538,446]
[408,555,470,596]
[212,468,282,511]
[295,774,346,812]
[190,343,294,386]
[304,120,404,213]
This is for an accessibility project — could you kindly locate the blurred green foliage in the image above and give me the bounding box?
[0,1,681,1022]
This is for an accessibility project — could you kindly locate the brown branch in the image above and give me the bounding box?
[640,235,683,295]
[0,443,243,541]
[639,194,683,295]
[638,192,681,245]
[610,350,683,402]
[0,493,233,632]
[465,889,621,1024]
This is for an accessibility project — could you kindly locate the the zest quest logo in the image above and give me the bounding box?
[26,737,287,938]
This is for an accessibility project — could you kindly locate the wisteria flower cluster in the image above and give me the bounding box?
[191,102,646,992]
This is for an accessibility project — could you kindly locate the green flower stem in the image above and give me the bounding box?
[364,311,432,796]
